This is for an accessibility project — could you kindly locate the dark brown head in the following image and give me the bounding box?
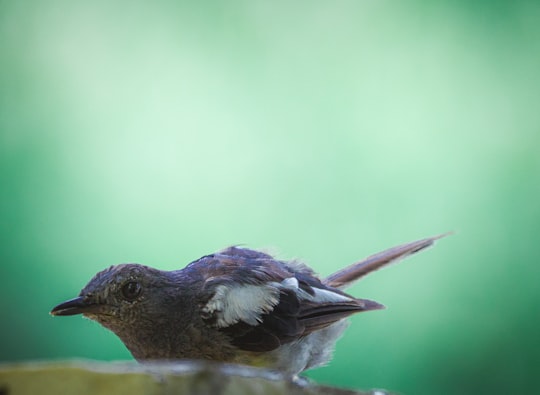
[52,264,155,320]
[50,264,200,358]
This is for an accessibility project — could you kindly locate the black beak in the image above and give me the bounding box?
[50,296,97,316]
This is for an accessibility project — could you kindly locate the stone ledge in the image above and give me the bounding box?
[0,360,392,395]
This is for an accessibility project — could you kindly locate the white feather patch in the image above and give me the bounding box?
[203,284,280,327]
[310,287,353,303]
[278,277,353,303]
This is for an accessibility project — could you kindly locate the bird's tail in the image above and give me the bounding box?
[323,233,450,290]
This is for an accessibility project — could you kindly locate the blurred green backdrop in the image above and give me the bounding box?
[1,1,539,394]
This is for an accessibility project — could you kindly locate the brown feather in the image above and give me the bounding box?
[299,298,383,333]
[323,233,451,289]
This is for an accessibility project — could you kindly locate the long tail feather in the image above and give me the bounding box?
[323,233,450,289]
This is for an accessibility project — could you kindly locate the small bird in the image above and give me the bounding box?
[51,235,446,376]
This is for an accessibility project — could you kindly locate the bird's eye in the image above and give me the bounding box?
[121,281,141,301]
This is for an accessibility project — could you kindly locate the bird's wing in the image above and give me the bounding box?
[196,247,381,352]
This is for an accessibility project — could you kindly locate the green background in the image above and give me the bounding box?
[1,1,539,394]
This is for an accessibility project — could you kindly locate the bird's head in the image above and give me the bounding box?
[50,264,177,332]
[51,263,205,359]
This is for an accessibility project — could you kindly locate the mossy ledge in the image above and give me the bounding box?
[0,360,393,395]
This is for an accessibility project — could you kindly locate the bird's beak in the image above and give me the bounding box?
[50,296,99,316]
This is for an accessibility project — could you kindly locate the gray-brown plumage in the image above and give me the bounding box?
[51,234,447,375]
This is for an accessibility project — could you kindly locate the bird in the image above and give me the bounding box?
[51,234,447,376]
